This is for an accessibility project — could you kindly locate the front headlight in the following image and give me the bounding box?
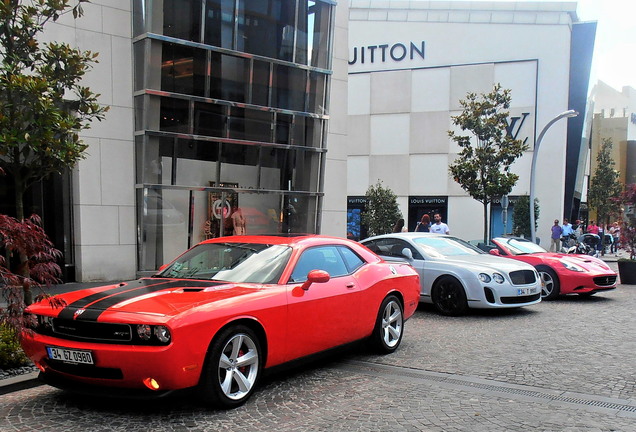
[136,324,152,341]
[154,325,171,343]
[492,273,505,284]
[560,260,585,272]
[478,273,491,283]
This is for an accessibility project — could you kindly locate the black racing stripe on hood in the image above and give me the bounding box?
[59,279,223,321]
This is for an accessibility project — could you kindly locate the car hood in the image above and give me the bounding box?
[527,252,613,271]
[28,278,265,321]
[442,254,536,273]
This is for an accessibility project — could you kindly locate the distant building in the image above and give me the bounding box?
[346,1,595,246]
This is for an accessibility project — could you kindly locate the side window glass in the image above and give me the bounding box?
[338,246,365,273]
[290,246,348,282]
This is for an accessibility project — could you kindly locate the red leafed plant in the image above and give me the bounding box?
[0,213,64,333]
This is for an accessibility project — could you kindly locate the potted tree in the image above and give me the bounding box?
[616,184,636,284]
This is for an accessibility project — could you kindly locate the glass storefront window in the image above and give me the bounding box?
[138,136,175,185]
[175,140,220,186]
[220,143,260,189]
[272,64,306,111]
[163,0,201,42]
[209,53,249,102]
[237,0,295,62]
[160,97,190,133]
[161,44,206,97]
[204,0,235,49]
[193,102,226,137]
[133,41,146,91]
[228,107,273,142]
[251,60,271,107]
[275,113,292,144]
[305,1,331,68]
[307,71,326,115]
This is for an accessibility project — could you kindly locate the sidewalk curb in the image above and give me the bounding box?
[0,371,41,396]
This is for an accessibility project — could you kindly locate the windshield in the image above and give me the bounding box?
[157,243,292,284]
[413,236,485,258]
[497,238,547,255]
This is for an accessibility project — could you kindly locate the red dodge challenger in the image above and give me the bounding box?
[21,235,420,408]
[487,237,617,300]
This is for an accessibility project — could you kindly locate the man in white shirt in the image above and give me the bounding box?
[430,213,450,234]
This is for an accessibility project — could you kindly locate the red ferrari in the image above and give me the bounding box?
[21,235,420,408]
[488,237,617,300]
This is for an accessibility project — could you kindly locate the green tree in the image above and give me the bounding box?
[0,0,108,304]
[588,138,622,250]
[512,195,540,238]
[448,84,528,244]
[361,181,402,237]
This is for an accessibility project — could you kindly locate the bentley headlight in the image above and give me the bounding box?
[154,325,171,343]
[492,273,505,284]
[136,324,152,341]
[478,273,491,283]
[560,260,585,272]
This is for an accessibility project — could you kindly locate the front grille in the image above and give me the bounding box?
[593,275,617,286]
[52,319,132,343]
[45,359,123,379]
[500,293,541,304]
[509,270,537,285]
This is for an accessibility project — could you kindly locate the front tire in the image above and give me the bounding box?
[537,266,560,300]
[371,295,404,354]
[200,325,262,409]
[432,276,468,316]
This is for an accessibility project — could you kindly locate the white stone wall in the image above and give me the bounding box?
[345,1,575,246]
[320,2,350,237]
[45,1,135,281]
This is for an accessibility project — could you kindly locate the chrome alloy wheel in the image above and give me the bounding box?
[217,333,259,401]
[381,299,403,349]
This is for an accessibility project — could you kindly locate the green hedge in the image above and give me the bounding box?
[0,324,30,369]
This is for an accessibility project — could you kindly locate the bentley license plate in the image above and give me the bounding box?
[46,346,94,365]
[517,287,538,296]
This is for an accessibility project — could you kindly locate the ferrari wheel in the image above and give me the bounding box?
[371,295,404,354]
[537,266,560,300]
[201,325,261,409]
[432,276,468,316]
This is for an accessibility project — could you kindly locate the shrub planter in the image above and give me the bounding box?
[618,260,636,285]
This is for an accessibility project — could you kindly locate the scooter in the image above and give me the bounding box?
[566,233,599,256]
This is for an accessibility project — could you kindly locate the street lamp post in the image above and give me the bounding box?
[530,110,578,244]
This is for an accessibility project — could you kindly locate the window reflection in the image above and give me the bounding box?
[272,65,306,111]
[237,0,295,62]
[160,97,190,133]
[163,0,201,42]
[161,44,206,96]
[193,103,226,137]
[209,54,249,102]
[204,0,235,49]
[228,107,273,142]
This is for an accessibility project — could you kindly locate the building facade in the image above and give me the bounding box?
[346,1,595,246]
[7,0,348,282]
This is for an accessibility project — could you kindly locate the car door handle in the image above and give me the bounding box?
[345,283,355,289]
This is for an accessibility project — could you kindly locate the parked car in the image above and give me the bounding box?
[361,233,541,316]
[21,235,420,408]
[487,236,617,299]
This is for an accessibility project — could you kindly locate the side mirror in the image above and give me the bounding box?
[401,248,413,260]
[489,249,501,256]
[301,269,330,291]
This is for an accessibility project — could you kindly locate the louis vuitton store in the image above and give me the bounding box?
[346,1,595,244]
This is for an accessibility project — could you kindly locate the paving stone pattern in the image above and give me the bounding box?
[1,261,635,431]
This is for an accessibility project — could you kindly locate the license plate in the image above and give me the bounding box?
[517,287,538,296]
[46,346,94,365]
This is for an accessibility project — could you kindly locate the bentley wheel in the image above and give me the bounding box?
[537,266,560,300]
[372,295,404,354]
[432,276,468,316]
[201,325,261,408]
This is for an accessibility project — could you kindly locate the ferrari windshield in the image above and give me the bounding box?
[157,242,292,284]
[413,236,485,258]
[496,238,547,255]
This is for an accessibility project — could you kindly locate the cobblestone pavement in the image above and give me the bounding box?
[2,262,635,431]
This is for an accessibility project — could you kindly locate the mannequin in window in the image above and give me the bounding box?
[232,206,246,235]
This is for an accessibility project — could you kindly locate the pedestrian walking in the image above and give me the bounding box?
[550,219,562,252]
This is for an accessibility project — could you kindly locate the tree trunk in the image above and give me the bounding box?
[13,175,33,305]
[483,202,489,244]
